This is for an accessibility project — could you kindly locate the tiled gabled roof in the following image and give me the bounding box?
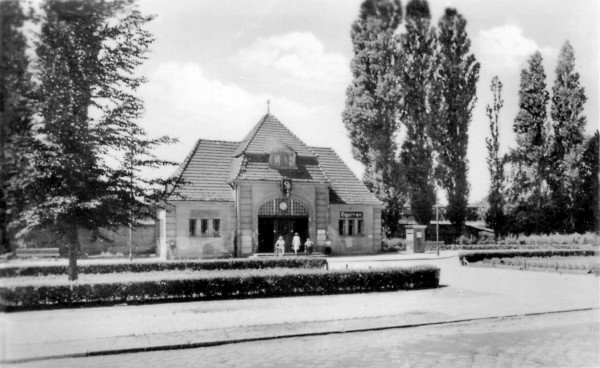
[235,154,328,182]
[233,114,315,157]
[170,140,238,201]
[311,147,383,206]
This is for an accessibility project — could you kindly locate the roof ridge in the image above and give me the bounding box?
[234,114,269,157]
[270,115,317,157]
[200,139,240,144]
[171,139,202,179]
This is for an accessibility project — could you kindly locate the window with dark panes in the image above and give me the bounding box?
[201,219,208,236]
[338,219,345,235]
[213,219,220,236]
[189,219,197,237]
[348,219,354,236]
[357,219,363,235]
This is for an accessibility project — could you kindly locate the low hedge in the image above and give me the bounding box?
[459,249,597,264]
[0,257,328,278]
[454,244,595,251]
[0,266,440,311]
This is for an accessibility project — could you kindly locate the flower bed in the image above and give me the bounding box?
[0,266,440,312]
[0,257,327,278]
[478,256,599,272]
[459,249,597,264]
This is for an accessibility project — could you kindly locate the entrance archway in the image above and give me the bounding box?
[257,198,309,253]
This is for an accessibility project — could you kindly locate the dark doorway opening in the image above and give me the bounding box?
[257,216,309,253]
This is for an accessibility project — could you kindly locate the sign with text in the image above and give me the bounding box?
[340,211,363,219]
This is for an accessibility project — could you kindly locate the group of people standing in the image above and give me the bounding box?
[274,232,313,256]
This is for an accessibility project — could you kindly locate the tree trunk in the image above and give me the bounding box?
[66,224,79,281]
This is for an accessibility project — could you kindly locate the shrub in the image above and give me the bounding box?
[382,238,406,252]
[0,257,328,278]
[0,266,440,311]
[459,249,597,264]
[455,243,593,251]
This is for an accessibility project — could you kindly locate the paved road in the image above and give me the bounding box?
[12,310,599,368]
[2,254,598,363]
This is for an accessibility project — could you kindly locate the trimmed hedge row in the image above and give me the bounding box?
[0,266,440,311]
[459,249,597,264]
[0,257,328,278]
[454,244,595,251]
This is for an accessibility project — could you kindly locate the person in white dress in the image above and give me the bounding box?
[292,232,301,256]
[274,236,285,256]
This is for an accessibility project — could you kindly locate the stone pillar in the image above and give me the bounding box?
[157,208,167,259]
[315,186,329,248]
[239,185,253,256]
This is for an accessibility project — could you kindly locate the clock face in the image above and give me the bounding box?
[284,181,291,189]
[279,201,288,211]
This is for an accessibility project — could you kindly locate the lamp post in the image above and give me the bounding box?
[435,189,439,256]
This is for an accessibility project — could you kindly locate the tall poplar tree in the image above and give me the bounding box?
[0,0,35,254]
[574,132,599,233]
[399,0,438,225]
[484,77,505,239]
[507,51,551,234]
[434,8,479,236]
[343,0,406,237]
[13,0,178,280]
[548,41,587,232]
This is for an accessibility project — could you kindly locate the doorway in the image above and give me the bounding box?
[258,216,309,253]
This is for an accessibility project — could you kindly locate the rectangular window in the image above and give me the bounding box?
[338,219,345,235]
[273,154,280,166]
[281,155,289,167]
[357,219,363,235]
[348,219,354,236]
[212,219,221,237]
[189,219,197,237]
[201,219,208,236]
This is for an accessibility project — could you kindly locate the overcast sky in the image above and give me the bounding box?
[136,0,599,204]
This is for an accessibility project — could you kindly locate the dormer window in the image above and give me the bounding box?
[267,140,297,169]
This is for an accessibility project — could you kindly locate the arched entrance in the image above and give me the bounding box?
[257,198,309,253]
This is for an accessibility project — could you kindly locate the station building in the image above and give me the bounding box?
[156,114,383,259]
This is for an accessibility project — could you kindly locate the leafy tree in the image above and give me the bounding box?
[573,131,599,233]
[548,41,588,232]
[399,0,438,225]
[484,77,506,239]
[506,51,551,234]
[434,8,480,236]
[343,0,406,237]
[12,0,178,280]
[0,0,35,254]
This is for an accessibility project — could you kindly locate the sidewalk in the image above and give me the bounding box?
[1,255,598,364]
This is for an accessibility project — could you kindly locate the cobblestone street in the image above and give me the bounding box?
[13,310,599,368]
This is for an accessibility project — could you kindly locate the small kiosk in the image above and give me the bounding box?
[405,224,427,253]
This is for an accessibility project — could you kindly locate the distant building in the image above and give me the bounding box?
[400,205,492,243]
[156,114,383,259]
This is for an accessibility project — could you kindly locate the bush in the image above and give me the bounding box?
[0,257,328,278]
[455,243,592,251]
[382,238,406,252]
[0,266,440,311]
[459,249,597,264]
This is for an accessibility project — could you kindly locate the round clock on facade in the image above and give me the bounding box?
[279,201,288,211]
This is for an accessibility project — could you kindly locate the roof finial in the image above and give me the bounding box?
[267,99,270,114]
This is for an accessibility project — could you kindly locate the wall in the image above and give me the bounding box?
[167,201,235,259]
[235,180,329,256]
[327,204,381,255]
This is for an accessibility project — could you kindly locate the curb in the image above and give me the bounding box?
[2,307,596,365]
